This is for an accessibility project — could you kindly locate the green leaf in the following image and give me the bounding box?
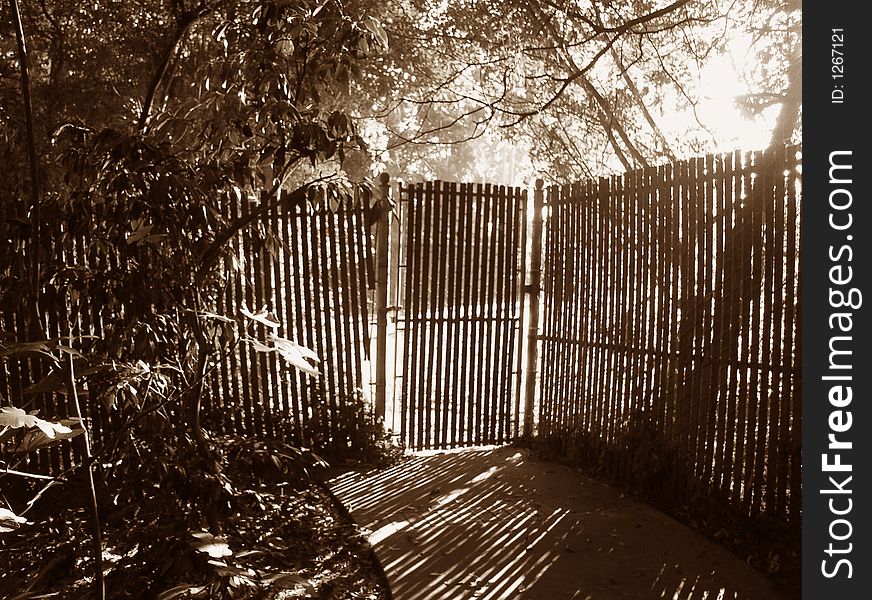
[240,306,281,329]
[197,311,236,324]
[268,333,320,376]
[15,428,72,453]
[0,406,73,438]
[157,584,208,600]
[191,531,233,558]
[244,337,274,354]
[276,38,295,57]
[364,17,389,49]
[0,340,55,359]
[264,572,316,593]
[0,507,29,532]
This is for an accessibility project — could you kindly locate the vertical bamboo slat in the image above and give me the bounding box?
[700,154,718,487]
[445,182,461,446]
[272,220,286,436]
[751,151,768,503]
[700,155,715,481]
[496,185,514,442]
[672,159,689,489]
[720,152,739,498]
[787,152,801,523]
[289,205,311,442]
[538,186,554,437]
[459,184,476,444]
[430,182,451,448]
[609,174,625,453]
[512,188,528,438]
[421,182,438,448]
[625,169,642,475]
[664,163,680,466]
[501,187,513,440]
[766,148,785,515]
[567,183,585,441]
[486,186,502,443]
[253,221,275,439]
[739,151,759,509]
[405,183,422,448]
[590,179,606,445]
[483,183,499,443]
[236,198,255,437]
[280,204,301,443]
[398,188,413,446]
[548,187,565,440]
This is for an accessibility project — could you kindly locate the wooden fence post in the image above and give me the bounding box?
[374,173,391,420]
[523,179,545,437]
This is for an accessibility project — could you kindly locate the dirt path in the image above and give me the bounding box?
[328,446,790,600]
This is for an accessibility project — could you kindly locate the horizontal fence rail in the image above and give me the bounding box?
[536,146,801,525]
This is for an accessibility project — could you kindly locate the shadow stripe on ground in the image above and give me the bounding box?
[328,446,790,600]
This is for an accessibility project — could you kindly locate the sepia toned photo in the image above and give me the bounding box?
[1,1,805,599]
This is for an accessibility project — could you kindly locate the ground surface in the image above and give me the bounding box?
[0,437,390,600]
[328,446,792,600]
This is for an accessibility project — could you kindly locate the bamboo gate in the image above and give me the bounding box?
[387,182,528,449]
[1,146,801,527]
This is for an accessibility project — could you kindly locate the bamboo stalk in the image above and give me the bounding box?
[289,203,312,443]
[786,148,801,523]
[269,200,289,437]
[502,187,522,440]
[65,351,105,599]
[458,182,475,444]
[374,174,391,421]
[420,182,437,448]
[512,188,529,438]
[479,184,498,444]
[405,183,423,448]
[766,147,786,515]
[523,180,545,437]
[432,181,451,447]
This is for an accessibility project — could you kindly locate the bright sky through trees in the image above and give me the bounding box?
[667,34,782,154]
[364,44,782,186]
[356,0,800,185]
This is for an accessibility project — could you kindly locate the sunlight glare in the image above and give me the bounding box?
[433,487,470,507]
[368,519,411,545]
[696,52,773,151]
[656,31,781,156]
[470,466,501,483]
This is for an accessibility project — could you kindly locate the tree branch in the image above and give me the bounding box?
[609,45,675,161]
[196,172,339,284]
[580,76,649,168]
[10,0,42,308]
[1,467,55,480]
[767,45,801,147]
[65,348,105,599]
[138,5,214,131]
